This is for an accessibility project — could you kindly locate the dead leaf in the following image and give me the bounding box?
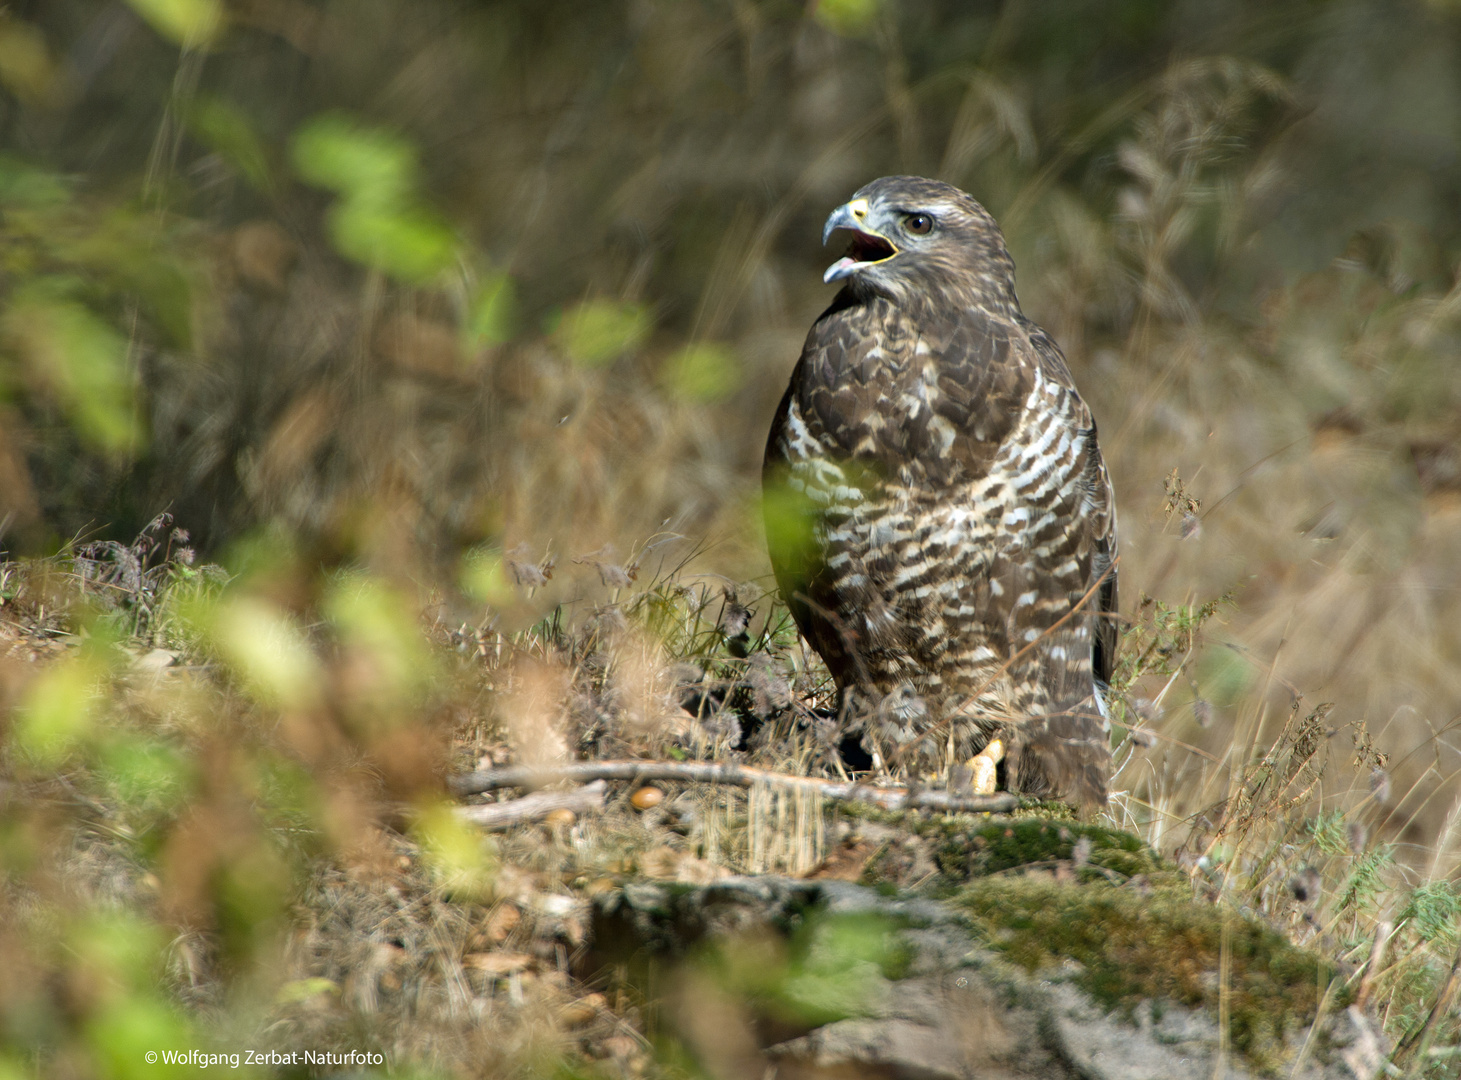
[463,951,535,976]
[560,992,606,1027]
[483,903,521,944]
[232,221,298,291]
[640,846,683,880]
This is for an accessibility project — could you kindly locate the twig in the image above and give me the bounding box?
[456,780,607,830]
[450,760,1017,815]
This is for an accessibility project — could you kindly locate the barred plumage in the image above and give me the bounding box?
[764,176,1118,805]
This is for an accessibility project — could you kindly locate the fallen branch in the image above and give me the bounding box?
[450,760,1017,815]
[456,780,607,830]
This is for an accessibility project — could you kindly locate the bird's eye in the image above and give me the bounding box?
[904,213,933,235]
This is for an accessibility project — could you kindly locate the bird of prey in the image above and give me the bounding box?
[763,176,1118,805]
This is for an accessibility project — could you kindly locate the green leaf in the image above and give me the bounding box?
[124,0,224,49]
[761,477,819,573]
[292,113,416,203]
[3,282,141,454]
[44,208,195,349]
[465,272,519,348]
[215,839,292,940]
[323,572,437,710]
[292,115,460,281]
[1195,646,1253,707]
[814,0,881,37]
[0,153,68,207]
[256,755,325,836]
[69,911,168,991]
[11,657,104,767]
[1308,810,1349,855]
[662,341,742,402]
[414,801,497,900]
[0,15,60,103]
[86,996,196,1080]
[98,736,193,817]
[461,547,514,607]
[206,596,322,709]
[1402,881,1461,944]
[558,299,651,367]
[186,96,271,190]
[328,197,457,283]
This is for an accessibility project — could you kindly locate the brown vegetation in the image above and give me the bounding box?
[2,0,1461,1076]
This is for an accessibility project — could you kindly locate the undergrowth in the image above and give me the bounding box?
[4,4,1461,1076]
[1,531,1458,1077]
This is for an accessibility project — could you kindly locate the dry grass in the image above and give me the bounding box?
[0,520,1457,1075]
[3,1,1461,1076]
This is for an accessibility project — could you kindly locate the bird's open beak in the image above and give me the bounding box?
[821,198,899,283]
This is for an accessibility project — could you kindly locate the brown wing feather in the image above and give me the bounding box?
[1022,317,1119,695]
[1002,319,1118,807]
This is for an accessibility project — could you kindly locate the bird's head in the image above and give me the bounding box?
[820,176,1019,313]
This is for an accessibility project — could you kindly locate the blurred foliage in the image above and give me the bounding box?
[816,0,884,38]
[686,909,909,1033]
[125,0,224,49]
[0,531,1459,1075]
[186,95,271,192]
[2,0,1461,1076]
[555,299,652,368]
[292,112,459,282]
[660,342,742,403]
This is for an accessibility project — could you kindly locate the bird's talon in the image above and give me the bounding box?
[966,754,998,795]
[963,740,1005,795]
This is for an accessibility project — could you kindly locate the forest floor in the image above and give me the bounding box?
[0,532,1458,1078]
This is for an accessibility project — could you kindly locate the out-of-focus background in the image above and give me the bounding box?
[2,1,1461,1073]
[7,0,1459,843]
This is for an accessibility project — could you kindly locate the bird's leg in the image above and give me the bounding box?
[965,738,1006,796]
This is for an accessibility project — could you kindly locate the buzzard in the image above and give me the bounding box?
[763,176,1118,805]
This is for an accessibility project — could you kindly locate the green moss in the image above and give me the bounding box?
[958,877,1350,1072]
[691,909,911,1028]
[1012,797,1078,820]
[834,800,921,827]
[929,816,1168,882]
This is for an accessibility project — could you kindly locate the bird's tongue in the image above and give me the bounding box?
[823,257,858,283]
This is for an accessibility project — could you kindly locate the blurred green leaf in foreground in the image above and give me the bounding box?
[292,112,459,283]
[124,0,224,50]
[555,298,652,367]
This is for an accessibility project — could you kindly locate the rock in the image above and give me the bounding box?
[132,647,178,672]
[582,875,1385,1080]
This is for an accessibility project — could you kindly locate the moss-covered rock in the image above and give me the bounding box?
[930,815,1168,881]
[585,870,1382,1079]
[833,803,1171,893]
[957,875,1352,1073]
